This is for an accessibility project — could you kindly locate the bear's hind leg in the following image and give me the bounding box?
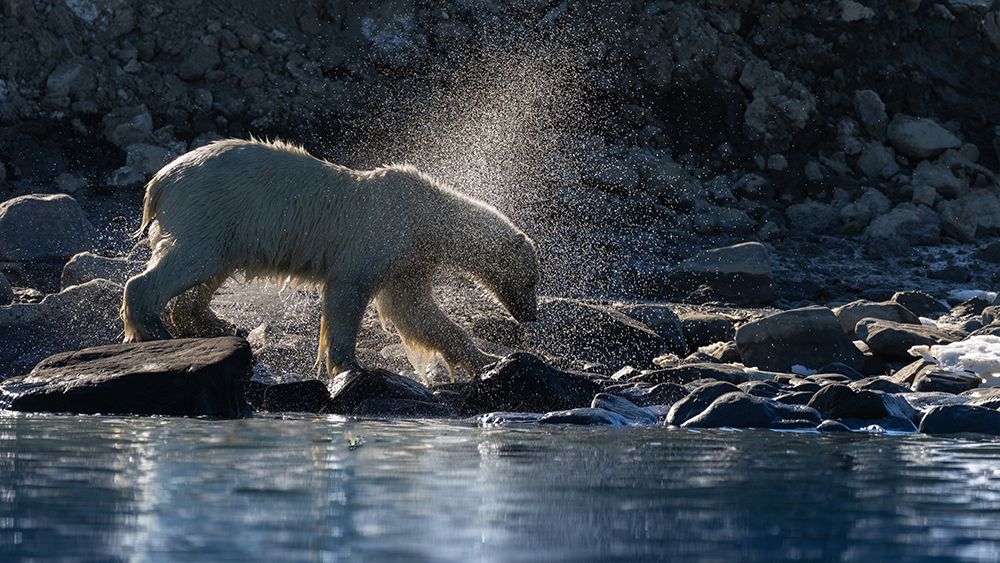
[167,272,236,338]
[122,244,226,342]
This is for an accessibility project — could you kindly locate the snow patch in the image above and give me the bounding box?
[909,335,1000,386]
[948,289,998,303]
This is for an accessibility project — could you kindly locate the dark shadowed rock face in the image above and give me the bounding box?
[326,368,450,417]
[459,353,600,416]
[246,378,331,413]
[681,391,821,429]
[807,384,888,419]
[0,337,252,417]
[891,291,948,318]
[735,306,865,372]
[631,362,748,386]
[679,313,735,350]
[665,381,741,426]
[919,405,1000,435]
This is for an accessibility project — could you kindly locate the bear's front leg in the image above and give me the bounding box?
[317,280,372,376]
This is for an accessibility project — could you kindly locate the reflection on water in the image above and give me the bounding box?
[2,415,1000,562]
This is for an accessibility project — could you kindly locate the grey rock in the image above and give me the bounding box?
[855,319,958,361]
[665,242,775,305]
[0,194,94,261]
[61,252,144,289]
[124,143,176,177]
[856,143,898,178]
[840,188,891,233]
[0,337,252,417]
[616,303,687,355]
[632,362,748,386]
[537,407,631,426]
[786,199,839,234]
[863,203,940,256]
[680,313,735,350]
[179,43,222,81]
[609,382,688,408]
[854,89,887,140]
[735,306,865,372]
[102,105,153,148]
[682,391,821,429]
[326,368,447,417]
[886,114,962,159]
[0,279,122,379]
[961,388,1000,409]
[832,299,921,335]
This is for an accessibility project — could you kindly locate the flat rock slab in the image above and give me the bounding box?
[459,352,600,416]
[632,362,748,385]
[855,319,958,361]
[735,306,865,372]
[326,368,449,417]
[832,299,920,335]
[0,337,252,417]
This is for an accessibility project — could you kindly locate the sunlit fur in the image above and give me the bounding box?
[121,138,539,379]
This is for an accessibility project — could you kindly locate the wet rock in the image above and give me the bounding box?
[806,384,889,419]
[775,391,816,406]
[855,319,957,361]
[632,362,748,386]
[0,279,122,379]
[832,299,921,335]
[665,380,741,426]
[609,382,688,407]
[0,194,94,261]
[739,380,781,398]
[527,298,669,370]
[591,393,658,424]
[817,419,852,432]
[854,89,887,140]
[0,271,12,305]
[459,353,600,416]
[664,242,775,306]
[0,337,252,417]
[353,398,453,418]
[477,412,545,426]
[951,297,991,318]
[247,379,331,413]
[735,306,865,372]
[680,313,735,350]
[61,252,143,289]
[537,407,630,426]
[919,404,1000,435]
[326,368,447,417]
[809,373,854,385]
[818,362,865,381]
[891,291,948,318]
[886,114,962,159]
[682,391,821,429]
[616,303,687,355]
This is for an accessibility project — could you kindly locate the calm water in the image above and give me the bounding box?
[2,415,1000,562]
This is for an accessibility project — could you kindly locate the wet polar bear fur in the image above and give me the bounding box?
[121,138,539,378]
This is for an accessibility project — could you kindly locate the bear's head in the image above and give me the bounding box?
[485,231,539,323]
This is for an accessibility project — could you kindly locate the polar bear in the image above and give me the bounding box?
[121,138,539,378]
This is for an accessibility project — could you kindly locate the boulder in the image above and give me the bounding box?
[832,299,920,335]
[326,368,449,417]
[102,104,153,148]
[936,189,1000,241]
[245,366,331,413]
[863,204,940,257]
[840,187,891,232]
[0,337,252,417]
[962,388,1000,409]
[850,377,910,394]
[0,279,122,379]
[891,291,948,318]
[536,407,631,426]
[0,194,94,261]
[806,384,890,419]
[61,252,144,289]
[855,143,898,178]
[665,381,741,426]
[735,306,865,372]
[664,242,775,305]
[607,382,687,408]
[855,319,957,361]
[590,393,658,424]
[459,353,600,416]
[886,114,962,159]
[526,298,669,370]
[681,391,821,429]
[786,199,839,234]
[919,405,1000,435]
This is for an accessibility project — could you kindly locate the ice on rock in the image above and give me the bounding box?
[909,335,1000,387]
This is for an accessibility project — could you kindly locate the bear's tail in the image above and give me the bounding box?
[132,173,166,238]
